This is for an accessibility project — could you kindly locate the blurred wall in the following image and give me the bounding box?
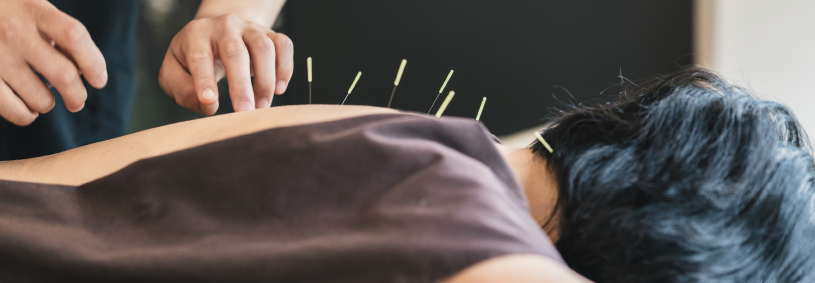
[130,0,204,133]
[285,0,693,135]
[696,0,815,138]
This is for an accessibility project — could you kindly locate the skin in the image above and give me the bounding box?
[0,105,586,282]
[0,0,291,126]
[494,143,562,242]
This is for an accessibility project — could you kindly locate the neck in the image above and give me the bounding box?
[494,144,561,241]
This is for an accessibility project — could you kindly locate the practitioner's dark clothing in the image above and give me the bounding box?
[0,114,563,282]
[0,0,139,161]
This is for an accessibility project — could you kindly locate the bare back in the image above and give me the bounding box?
[0,105,397,186]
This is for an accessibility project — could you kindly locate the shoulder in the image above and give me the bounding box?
[442,254,590,283]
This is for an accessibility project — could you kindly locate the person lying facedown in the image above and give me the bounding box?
[0,67,812,282]
[0,104,586,282]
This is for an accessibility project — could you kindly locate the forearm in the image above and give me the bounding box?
[195,0,286,27]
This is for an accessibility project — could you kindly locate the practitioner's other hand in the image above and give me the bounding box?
[159,14,294,115]
[0,0,107,126]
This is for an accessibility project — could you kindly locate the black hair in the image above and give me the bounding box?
[532,67,815,282]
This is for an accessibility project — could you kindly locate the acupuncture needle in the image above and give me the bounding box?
[534,132,554,153]
[428,70,454,114]
[435,90,456,118]
[307,57,313,104]
[387,59,407,108]
[342,71,361,105]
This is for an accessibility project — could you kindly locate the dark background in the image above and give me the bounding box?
[131,0,693,136]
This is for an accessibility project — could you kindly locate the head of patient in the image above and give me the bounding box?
[532,68,815,282]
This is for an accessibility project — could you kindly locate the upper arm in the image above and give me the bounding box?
[441,254,590,283]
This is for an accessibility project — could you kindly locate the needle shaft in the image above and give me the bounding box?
[387,85,398,108]
[343,72,362,105]
[428,70,454,114]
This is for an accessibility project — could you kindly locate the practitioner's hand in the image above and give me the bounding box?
[0,0,107,126]
[159,14,294,115]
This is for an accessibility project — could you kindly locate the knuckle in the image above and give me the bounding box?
[230,85,252,98]
[189,50,212,63]
[251,36,273,51]
[280,61,294,75]
[22,0,47,11]
[0,19,22,40]
[275,33,294,50]
[61,21,87,46]
[221,41,247,59]
[52,69,79,87]
[23,0,52,18]
[22,0,39,11]
[26,93,54,113]
[216,14,242,25]
[185,19,205,31]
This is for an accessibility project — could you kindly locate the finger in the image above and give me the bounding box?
[1,64,55,114]
[0,81,38,126]
[268,32,294,95]
[243,29,275,109]
[183,35,220,106]
[159,51,219,115]
[217,31,254,112]
[32,2,107,89]
[23,34,87,112]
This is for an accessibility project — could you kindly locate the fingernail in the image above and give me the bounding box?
[276,80,287,94]
[97,71,108,85]
[256,97,270,108]
[202,88,217,103]
[236,101,253,112]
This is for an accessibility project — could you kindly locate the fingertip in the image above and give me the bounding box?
[200,87,218,105]
[235,100,254,112]
[93,70,108,89]
[275,80,287,94]
[256,97,270,109]
[201,101,219,115]
[68,102,85,113]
